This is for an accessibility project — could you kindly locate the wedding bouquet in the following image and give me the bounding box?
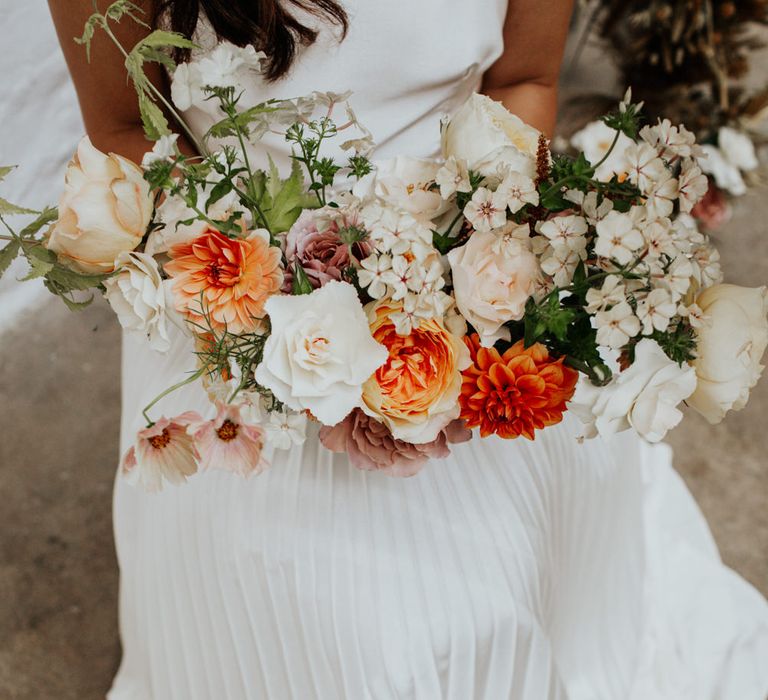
[1,2,766,490]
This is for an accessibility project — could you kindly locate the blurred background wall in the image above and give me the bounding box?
[0,2,766,698]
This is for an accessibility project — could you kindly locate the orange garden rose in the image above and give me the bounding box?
[459,335,578,440]
[361,300,471,443]
[165,228,283,334]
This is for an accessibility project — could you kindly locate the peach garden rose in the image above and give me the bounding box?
[361,299,471,443]
[46,136,152,274]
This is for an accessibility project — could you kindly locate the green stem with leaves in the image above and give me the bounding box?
[95,15,205,156]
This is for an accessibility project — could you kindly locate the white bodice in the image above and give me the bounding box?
[180,0,508,167]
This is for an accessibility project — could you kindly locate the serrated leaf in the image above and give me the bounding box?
[261,158,313,233]
[0,197,37,216]
[20,255,54,281]
[138,93,170,140]
[19,207,57,238]
[44,279,96,311]
[0,239,21,279]
[46,262,110,292]
[138,29,195,51]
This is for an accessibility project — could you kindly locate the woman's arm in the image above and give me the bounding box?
[482,0,574,136]
[48,0,182,164]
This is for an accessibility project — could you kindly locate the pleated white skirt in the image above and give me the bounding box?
[110,331,768,700]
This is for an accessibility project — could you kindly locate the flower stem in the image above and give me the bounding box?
[98,20,206,156]
[142,366,206,426]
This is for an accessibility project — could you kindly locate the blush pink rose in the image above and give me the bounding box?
[448,229,540,347]
[283,208,371,291]
[319,409,471,478]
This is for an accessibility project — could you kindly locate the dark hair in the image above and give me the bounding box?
[154,0,348,81]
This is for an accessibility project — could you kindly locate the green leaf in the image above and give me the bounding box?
[137,29,195,51]
[260,158,314,233]
[20,255,54,281]
[45,262,110,292]
[0,239,21,279]
[207,180,234,209]
[0,197,37,216]
[291,262,314,295]
[18,207,57,239]
[44,279,96,311]
[0,165,15,182]
[138,93,170,140]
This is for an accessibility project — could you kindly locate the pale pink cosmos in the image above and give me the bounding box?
[192,402,267,477]
[121,412,202,492]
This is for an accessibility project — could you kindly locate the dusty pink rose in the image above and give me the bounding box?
[283,208,371,291]
[319,409,471,478]
[691,180,732,231]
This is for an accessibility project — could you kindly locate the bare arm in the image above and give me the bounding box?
[48,0,186,164]
[482,0,574,136]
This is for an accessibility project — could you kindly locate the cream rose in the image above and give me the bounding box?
[448,229,539,347]
[687,284,768,424]
[104,251,178,353]
[441,93,540,179]
[353,156,449,221]
[572,339,697,443]
[254,281,388,425]
[46,137,152,274]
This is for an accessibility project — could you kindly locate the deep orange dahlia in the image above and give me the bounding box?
[165,228,283,334]
[459,335,578,440]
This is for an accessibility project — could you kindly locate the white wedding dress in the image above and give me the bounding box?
[110,2,768,698]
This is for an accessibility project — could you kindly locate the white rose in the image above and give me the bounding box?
[718,126,759,172]
[687,284,768,424]
[353,156,449,220]
[699,145,746,197]
[572,339,697,442]
[104,251,179,353]
[448,229,539,347]
[47,137,152,274]
[254,281,388,425]
[441,93,540,179]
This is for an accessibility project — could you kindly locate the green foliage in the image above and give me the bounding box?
[650,322,698,365]
[0,197,37,216]
[252,158,314,233]
[76,1,148,61]
[206,95,286,140]
[291,262,314,295]
[0,239,20,279]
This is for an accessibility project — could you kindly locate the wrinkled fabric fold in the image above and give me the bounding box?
[110,330,768,700]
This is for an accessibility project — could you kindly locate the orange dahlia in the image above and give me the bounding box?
[165,228,283,334]
[459,335,578,440]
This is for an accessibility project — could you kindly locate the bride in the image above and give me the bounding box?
[50,1,768,698]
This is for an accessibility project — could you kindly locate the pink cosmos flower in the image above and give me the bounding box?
[282,208,371,291]
[121,412,202,492]
[319,409,471,478]
[191,402,267,476]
